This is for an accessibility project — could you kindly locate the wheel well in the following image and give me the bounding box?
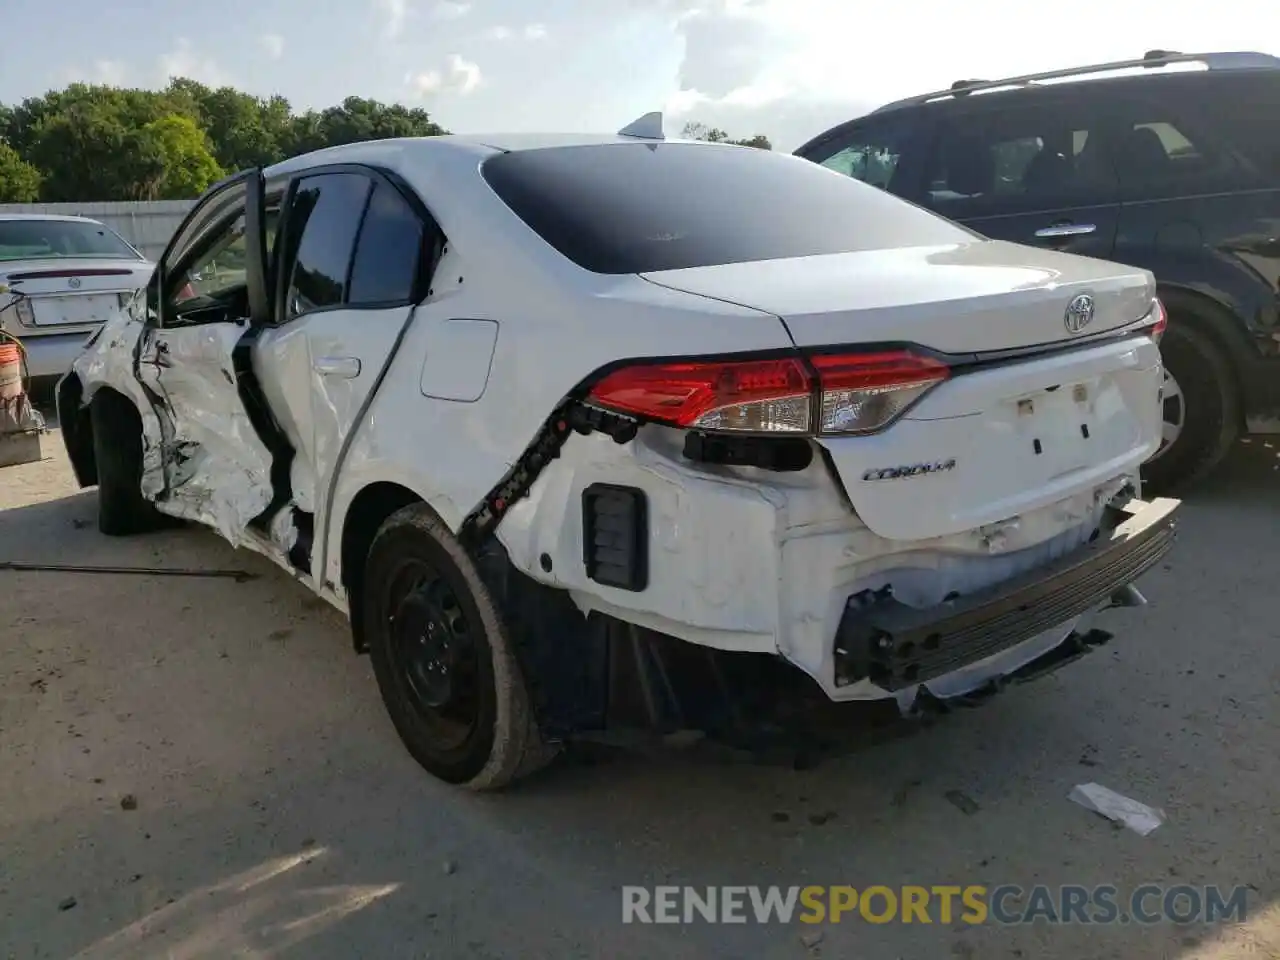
[61,379,144,489]
[340,481,425,653]
[57,374,96,487]
[1157,285,1247,420]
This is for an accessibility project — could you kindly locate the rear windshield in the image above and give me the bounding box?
[0,219,140,262]
[481,142,977,274]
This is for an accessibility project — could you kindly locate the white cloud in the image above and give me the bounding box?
[658,0,1280,149]
[158,39,232,87]
[59,59,130,87]
[259,34,285,59]
[407,53,483,97]
[432,0,472,18]
[378,0,408,38]
[485,23,548,41]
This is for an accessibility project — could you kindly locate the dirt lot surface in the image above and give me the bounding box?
[3,428,1280,959]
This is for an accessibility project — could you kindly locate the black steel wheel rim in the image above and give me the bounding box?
[384,558,481,751]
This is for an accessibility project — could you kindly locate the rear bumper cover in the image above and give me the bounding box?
[833,496,1178,691]
[5,328,97,381]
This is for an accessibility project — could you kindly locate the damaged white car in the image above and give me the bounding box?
[57,118,1179,789]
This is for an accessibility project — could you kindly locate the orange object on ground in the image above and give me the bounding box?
[0,341,23,400]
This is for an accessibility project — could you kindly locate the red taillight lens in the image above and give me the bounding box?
[1147,298,1167,343]
[587,357,813,432]
[809,350,950,435]
[585,349,950,436]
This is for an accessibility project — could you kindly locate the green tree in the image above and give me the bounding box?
[0,142,41,201]
[166,79,293,172]
[681,121,772,150]
[285,96,447,156]
[0,78,450,202]
[138,114,225,199]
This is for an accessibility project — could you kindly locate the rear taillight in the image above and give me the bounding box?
[1142,298,1167,343]
[809,350,950,435]
[587,357,812,433]
[585,349,949,436]
[14,297,35,326]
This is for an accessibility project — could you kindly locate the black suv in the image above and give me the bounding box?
[794,50,1280,492]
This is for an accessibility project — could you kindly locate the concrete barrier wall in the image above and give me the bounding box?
[0,200,196,262]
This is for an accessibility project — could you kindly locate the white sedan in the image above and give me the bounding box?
[57,115,1179,789]
[0,214,152,385]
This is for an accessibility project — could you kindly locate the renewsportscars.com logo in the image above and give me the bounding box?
[621,885,1250,926]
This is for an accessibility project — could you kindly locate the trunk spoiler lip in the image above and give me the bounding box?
[5,267,139,281]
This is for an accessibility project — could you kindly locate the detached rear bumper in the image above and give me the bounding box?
[833,496,1179,692]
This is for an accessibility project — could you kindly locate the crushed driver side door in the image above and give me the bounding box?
[135,170,289,548]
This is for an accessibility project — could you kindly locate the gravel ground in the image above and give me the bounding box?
[2,428,1279,960]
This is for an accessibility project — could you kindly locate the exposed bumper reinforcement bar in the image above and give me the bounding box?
[833,497,1179,691]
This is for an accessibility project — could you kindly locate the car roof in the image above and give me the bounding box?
[0,213,106,225]
[793,50,1280,157]
[262,130,711,181]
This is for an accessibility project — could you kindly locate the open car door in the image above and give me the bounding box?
[135,169,296,551]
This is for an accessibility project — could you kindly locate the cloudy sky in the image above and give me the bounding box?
[3,0,1278,151]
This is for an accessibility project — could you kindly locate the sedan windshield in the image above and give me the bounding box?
[0,219,141,262]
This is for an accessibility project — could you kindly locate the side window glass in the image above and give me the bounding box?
[172,213,251,305]
[348,183,425,305]
[806,119,918,193]
[283,173,371,320]
[1107,102,1239,197]
[1199,75,1280,177]
[924,107,1116,217]
[169,201,285,308]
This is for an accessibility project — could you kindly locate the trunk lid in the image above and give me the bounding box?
[0,258,152,333]
[641,240,1162,542]
[640,240,1155,354]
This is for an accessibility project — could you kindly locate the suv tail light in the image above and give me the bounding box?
[585,349,949,436]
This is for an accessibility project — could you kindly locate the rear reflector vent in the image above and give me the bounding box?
[582,484,648,592]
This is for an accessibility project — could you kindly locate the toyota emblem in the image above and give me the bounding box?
[1063,293,1095,334]
[67,277,81,289]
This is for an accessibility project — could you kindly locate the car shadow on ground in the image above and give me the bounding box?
[1,441,1277,959]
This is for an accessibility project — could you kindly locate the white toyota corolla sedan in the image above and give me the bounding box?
[57,115,1179,789]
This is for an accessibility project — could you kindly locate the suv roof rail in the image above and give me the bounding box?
[875,50,1280,113]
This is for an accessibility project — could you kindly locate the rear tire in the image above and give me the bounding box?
[90,393,167,536]
[1141,320,1239,494]
[363,504,555,790]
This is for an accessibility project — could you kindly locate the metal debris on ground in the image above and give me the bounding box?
[0,560,257,582]
[1068,782,1166,836]
[944,790,981,815]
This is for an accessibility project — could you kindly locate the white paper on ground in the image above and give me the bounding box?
[1069,782,1166,836]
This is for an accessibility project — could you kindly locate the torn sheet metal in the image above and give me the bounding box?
[70,312,170,499]
[134,322,276,545]
[70,312,279,549]
[1069,782,1166,836]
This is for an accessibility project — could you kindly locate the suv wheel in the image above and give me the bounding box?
[363,503,555,789]
[1141,321,1239,493]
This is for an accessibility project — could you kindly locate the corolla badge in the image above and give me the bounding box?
[1063,293,1095,334]
[862,459,957,482]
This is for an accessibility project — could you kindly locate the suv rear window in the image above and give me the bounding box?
[481,142,977,275]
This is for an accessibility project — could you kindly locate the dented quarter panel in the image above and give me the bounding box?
[318,260,793,595]
[494,423,1132,702]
